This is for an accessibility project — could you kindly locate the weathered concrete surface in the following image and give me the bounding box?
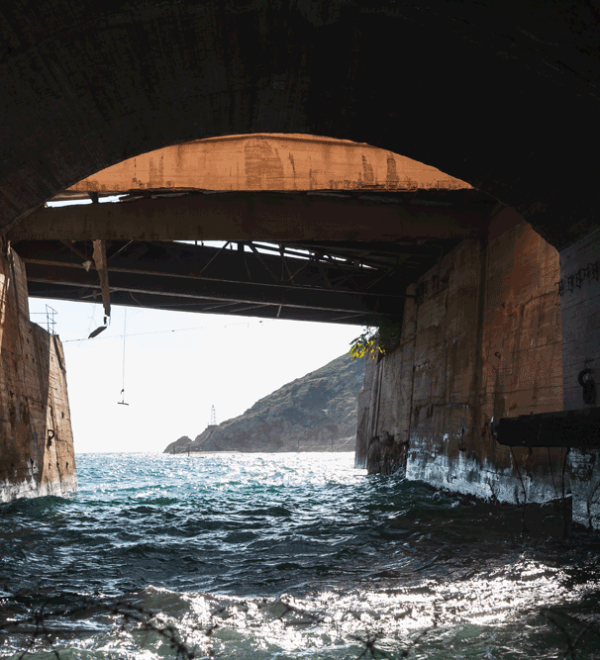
[357,208,575,514]
[59,134,470,199]
[558,229,600,528]
[0,249,76,502]
[559,228,600,412]
[9,190,491,244]
[0,2,599,252]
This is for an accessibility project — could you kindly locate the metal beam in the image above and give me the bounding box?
[92,239,110,317]
[23,262,405,319]
[8,191,490,243]
[26,282,390,326]
[15,239,412,296]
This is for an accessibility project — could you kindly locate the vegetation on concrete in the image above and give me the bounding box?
[349,318,403,360]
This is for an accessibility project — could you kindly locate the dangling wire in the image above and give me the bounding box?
[118,308,129,406]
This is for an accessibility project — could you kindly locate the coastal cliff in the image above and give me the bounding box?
[164,353,365,453]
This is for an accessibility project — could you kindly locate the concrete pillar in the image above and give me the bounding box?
[355,357,376,468]
[0,248,76,502]
[559,229,600,528]
[359,208,571,527]
[559,228,600,411]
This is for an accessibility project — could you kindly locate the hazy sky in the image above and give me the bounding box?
[28,297,362,454]
[25,197,364,454]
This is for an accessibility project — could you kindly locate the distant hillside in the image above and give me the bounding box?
[164,353,365,453]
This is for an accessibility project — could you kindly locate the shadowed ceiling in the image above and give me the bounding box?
[1,1,599,250]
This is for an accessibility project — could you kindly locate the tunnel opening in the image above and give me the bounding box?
[17,132,484,457]
[1,5,600,658]
[3,122,597,537]
[12,133,491,327]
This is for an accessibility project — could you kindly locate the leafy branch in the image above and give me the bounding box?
[349,318,403,360]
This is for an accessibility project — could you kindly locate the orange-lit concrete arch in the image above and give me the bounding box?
[57,134,470,199]
[13,135,483,244]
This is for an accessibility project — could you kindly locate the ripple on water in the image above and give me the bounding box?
[1,452,599,660]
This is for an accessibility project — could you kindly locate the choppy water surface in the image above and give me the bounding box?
[1,452,600,659]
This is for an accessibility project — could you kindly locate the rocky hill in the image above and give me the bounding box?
[164,353,365,453]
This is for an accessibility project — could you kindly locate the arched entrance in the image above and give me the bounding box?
[1,3,599,524]
[1,2,599,250]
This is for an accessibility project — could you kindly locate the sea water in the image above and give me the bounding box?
[1,452,599,659]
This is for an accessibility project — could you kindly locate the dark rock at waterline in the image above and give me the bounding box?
[169,435,193,450]
[164,353,365,453]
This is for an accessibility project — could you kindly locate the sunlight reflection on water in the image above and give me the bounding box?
[65,556,597,659]
[2,453,600,659]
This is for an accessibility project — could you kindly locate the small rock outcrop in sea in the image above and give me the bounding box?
[164,353,365,453]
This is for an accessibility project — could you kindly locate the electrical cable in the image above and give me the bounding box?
[62,318,267,342]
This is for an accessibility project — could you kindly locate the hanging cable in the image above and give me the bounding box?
[63,318,267,342]
[118,309,129,406]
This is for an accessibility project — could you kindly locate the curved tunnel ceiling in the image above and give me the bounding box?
[0,1,598,250]
[12,134,490,244]
[54,134,472,199]
[12,134,496,325]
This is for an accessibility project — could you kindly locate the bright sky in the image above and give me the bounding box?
[28,296,362,455]
[29,134,450,457]
[24,196,364,454]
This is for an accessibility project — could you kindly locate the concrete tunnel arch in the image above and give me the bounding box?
[56,133,472,198]
[1,2,599,524]
[1,1,599,251]
[13,133,491,326]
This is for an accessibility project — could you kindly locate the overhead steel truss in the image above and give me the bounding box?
[15,237,458,325]
[13,187,498,325]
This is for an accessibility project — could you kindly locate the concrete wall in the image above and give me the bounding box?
[558,228,600,528]
[357,208,569,510]
[355,350,408,473]
[0,248,76,502]
[559,228,600,411]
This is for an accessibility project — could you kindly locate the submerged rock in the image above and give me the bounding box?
[164,353,365,453]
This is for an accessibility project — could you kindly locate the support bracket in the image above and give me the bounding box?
[92,239,111,318]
